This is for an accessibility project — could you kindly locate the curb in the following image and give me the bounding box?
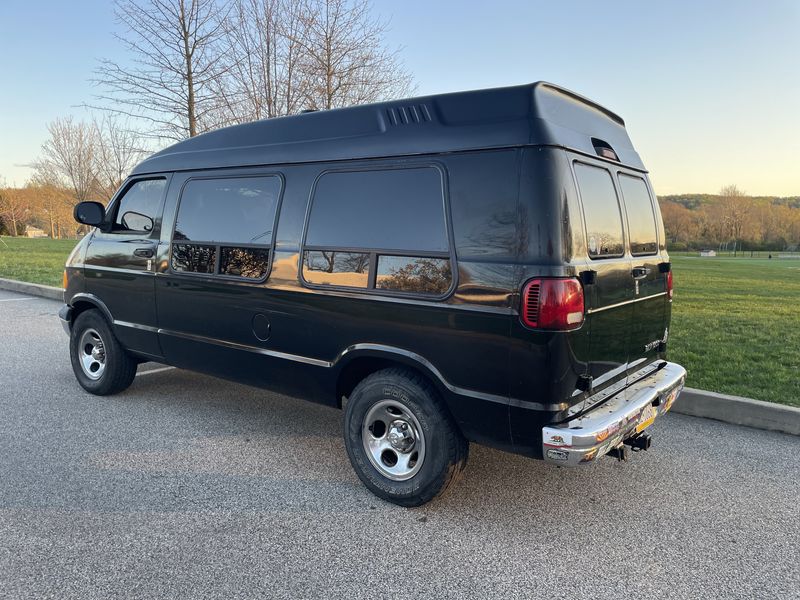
[673,387,800,436]
[0,278,64,301]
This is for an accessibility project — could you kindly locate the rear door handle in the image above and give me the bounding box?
[632,266,650,279]
[134,248,155,258]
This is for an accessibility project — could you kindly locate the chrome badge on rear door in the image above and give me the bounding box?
[644,328,669,352]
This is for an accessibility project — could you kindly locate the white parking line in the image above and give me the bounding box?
[136,366,176,377]
[0,297,35,302]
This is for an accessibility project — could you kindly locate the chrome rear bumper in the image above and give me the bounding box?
[542,362,686,466]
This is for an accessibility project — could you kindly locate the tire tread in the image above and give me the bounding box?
[70,310,137,396]
[345,367,469,507]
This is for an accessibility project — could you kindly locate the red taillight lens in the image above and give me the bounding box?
[521,278,584,330]
[667,270,674,300]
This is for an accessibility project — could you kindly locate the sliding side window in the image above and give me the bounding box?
[303,167,452,296]
[171,176,281,280]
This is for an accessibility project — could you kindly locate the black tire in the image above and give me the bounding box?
[69,309,137,396]
[344,367,468,507]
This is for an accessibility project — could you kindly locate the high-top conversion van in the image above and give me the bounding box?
[61,82,686,506]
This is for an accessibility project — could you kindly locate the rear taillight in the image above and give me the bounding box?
[521,278,584,330]
[667,270,674,300]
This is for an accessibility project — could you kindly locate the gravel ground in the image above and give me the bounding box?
[1,289,798,599]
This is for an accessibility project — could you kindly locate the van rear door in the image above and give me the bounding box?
[572,161,633,393]
[617,172,669,377]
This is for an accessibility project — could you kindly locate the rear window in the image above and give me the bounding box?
[171,176,281,280]
[574,163,625,259]
[618,174,658,255]
[301,167,453,296]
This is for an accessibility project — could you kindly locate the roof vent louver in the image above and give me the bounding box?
[386,103,432,126]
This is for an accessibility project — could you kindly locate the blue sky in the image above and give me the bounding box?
[1,0,798,195]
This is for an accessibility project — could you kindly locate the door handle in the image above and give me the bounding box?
[134,248,155,258]
[632,266,650,279]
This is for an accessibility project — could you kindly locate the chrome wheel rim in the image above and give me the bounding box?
[78,328,106,380]
[362,399,426,481]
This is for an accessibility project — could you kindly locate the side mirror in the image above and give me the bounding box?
[73,201,106,227]
[120,211,153,232]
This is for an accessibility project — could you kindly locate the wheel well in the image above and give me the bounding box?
[71,300,109,325]
[335,356,445,409]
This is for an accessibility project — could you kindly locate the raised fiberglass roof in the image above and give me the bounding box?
[131,82,645,176]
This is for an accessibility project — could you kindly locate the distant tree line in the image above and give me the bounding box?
[659,185,800,251]
[0,117,145,237]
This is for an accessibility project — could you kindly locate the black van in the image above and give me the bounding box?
[61,82,686,506]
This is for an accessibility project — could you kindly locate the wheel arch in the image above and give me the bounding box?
[333,344,457,415]
[68,293,114,326]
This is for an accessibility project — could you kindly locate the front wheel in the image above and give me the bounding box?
[69,309,137,395]
[344,368,468,507]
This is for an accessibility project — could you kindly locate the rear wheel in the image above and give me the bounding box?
[344,368,468,507]
[69,310,137,395]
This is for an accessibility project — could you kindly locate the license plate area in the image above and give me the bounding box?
[635,403,657,434]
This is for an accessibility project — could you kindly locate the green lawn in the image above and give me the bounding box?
[0,236,78,287]
[669,256,800,406]
[1,237,798,406]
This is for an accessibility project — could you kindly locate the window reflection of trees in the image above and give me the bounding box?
[302,252,452,295]
[586,230,623,256]
[303,251,371,288]
[172,244,216,273]
[377,257,451,294]
[304,251,370,274]
[220,247,270,279]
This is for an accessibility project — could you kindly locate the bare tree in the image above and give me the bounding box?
[94,117,147,199]
[214,0,310,124]
[295,0,414,110]
[94,0,414,133]
[35,117,99,203]
[718,185,752,253]
[94,0,228,140]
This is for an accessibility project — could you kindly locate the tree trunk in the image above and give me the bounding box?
[180,1,197,137]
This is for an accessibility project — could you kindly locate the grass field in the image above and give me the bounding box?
[0,237,78,287]
[1,237,798,406]
[669,256,799,407]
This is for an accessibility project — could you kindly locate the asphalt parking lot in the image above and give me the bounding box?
[1,289,798,599]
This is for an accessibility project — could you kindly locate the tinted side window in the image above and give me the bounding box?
[113,179,166,232]
[174,177,280,244]
[574,163,624,258]
[618,174,658,255]
[306,168,447,252]
[171,176,281,280]
[302,167,453,296]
